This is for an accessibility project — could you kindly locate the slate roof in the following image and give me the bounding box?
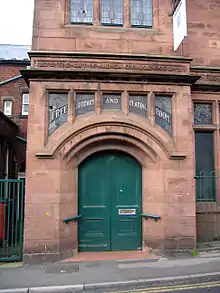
[0,44,30,61]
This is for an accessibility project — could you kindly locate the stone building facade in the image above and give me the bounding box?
[22,0,220,259]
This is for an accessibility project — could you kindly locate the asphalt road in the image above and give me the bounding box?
[107,282,220,293]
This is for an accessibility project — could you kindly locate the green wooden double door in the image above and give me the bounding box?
[78,151,142,252]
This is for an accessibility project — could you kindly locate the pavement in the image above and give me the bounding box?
[1,251,220,292]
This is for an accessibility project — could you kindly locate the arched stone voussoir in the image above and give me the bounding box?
[64,134,158,167]
[43,121,173,161]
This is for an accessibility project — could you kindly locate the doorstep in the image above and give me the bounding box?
[61,250,160,263]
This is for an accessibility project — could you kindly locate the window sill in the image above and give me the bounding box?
[19,114,28,119]
[64,24,159,34]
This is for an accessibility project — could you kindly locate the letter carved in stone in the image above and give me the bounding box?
[35,60,187,74]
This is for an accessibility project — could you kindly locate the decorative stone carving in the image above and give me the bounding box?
[34,60,187,74]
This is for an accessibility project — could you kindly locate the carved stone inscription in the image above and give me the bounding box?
[75,93,95,116]
[48,93,68,136]
[155,96,173,136]
[102,94,121,110]
[35,60,187,74]
[129,95,147,117]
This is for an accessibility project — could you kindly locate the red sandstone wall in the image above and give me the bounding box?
[187,1,220,66]
[32,0,220,66]
[32,0,179,56]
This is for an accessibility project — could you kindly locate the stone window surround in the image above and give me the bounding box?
[44,86,174,139]
[65,0,159,29]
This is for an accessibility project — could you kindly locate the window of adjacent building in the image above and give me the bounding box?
[101,0,124,26]
[194,102,215,202]
[70,0,93,24]
[130,0,153,27]
[3,100,12,116]
[22,93,29,116]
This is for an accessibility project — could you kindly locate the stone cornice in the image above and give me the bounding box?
[28,51,193,63]
[191,66,220,92]
[21,69,200,86]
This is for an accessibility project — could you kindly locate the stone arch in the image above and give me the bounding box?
[65,134,157,168]
[36,119,175,159]
[41,120,173,163]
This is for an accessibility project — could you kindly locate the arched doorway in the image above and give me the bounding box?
[78,150,142,252]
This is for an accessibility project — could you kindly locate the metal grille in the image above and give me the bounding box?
[194,103,212,125]
[195,173,220,244]
[130,0,153,27]
[0,179,25,262]
[101,0,124,26]
[70,0,93,24]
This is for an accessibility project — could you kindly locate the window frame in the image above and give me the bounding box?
[21,93,29,116]
[193,100,217,203]
[130,0,153,28]
[3,100,12,116]
[70,0,94,25]
[68,0,154,28]
[100,0,124,27]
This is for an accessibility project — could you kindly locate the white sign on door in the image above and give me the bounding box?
[118,209,136,215]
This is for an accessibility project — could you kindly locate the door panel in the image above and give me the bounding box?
[110,154,142,251]
[78,154,110,251]
[78,151,142,252]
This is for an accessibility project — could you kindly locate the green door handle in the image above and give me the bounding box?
[141,214,161,222]
[63,215,82,224]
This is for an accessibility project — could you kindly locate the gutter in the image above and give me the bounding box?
[0,75,22,86]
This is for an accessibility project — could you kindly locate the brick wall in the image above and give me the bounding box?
[0,62,29,165]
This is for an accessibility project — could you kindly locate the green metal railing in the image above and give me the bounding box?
[195,172,220,244]
[0,179,25,262]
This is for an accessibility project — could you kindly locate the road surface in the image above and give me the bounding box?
[109,282,220,293]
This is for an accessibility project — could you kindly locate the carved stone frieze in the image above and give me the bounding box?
[199,74,220,84]
[34,59,188,74]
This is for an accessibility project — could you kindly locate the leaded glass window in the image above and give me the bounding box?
[155,96,173,136]
[101,0,124,26]
[70,0,93,24]
[102,94,121,110]
[48,93,68,136]
[75,93,95,116]
[194,103,212,125]
[130,0,153,27]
